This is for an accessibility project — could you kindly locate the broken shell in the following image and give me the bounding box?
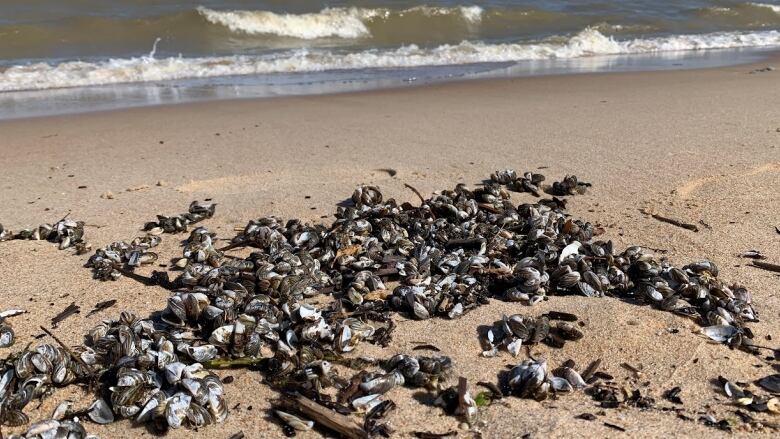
[0,324,14,348]
[275,410,314,431]
[88,398,115,424]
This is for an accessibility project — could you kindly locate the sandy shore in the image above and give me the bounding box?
[1,59,779,438]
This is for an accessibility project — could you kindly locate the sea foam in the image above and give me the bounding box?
[195,5,483,39]
[1,28,779,92]
[750,3,780,13]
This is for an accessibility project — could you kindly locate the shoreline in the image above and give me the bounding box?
[1,53,779,438]
[0,47,778,121]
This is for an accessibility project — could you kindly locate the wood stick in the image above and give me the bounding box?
[445,237,485,250]
[281,394,367,439]
[640,209,698,232]
[202,357,265,369]
[218,241,247,252]
[651,213,698,232]
[751,260,780,273]
[581,358,602,381]
[403,183,426,205]
[117,268,175,290]
[51,302,80,328]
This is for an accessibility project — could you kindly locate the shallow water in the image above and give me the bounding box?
[0,0,779,117]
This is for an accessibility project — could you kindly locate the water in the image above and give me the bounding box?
[1,0,779,118]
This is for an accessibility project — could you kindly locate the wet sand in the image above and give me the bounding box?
[1,58,779,438]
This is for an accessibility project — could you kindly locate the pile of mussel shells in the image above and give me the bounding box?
[482,312,584,357]
[491,169,546,197]
[7,418,97,439]
[326,354,454,420]
[0,218,88,252]
[719,377,780,414]
[0,343,87,427]
[1,169,766,436]
[142,201,216,235]
[550,174,591,196]
[85,201,215,281]
[81,312,228,430]
[86,234,161,281]
[504,357,586,400]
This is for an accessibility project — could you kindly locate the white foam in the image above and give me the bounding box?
[2,28,779,92]
[196,6,371,39]
[750,3,780,13]
[460,6,484,23]
[404,5,484,23]
[196,5,484,39]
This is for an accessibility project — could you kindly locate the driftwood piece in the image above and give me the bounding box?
[414,432,458,438]
[581,358,602,381]
[280,394,367,439]
[87,299,117,317]
[752,260,780,273]
[641,209,698,232]
[51,302,80,328]
[445,237,486,250]
[404,183,426,205]
[117,268,175,290]
[217,241,246,252]
[374,168,397,177]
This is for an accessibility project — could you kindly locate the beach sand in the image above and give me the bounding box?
[1,59,779,438]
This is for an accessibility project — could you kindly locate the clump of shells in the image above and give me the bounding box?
[143,201,216,235]
[482,312,583,357]
[550,174,591,196]
[0,217,88,252]
[7,418,97,439]
[86,234,161,281]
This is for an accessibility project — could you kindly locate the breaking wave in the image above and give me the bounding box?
[750,3,780,13]
[2,28,780,92]
[195,5,484,39]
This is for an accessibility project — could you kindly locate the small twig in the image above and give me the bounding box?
[751,260,780,273]
[203,357,265,369]
[581,358,602,381]
[445,237,485,250]
[117,268,175,290]
[51,302,80,328]
[640,209,698,232]
[87,299,117,317]
[39,326,92,373]
[374,168,397,177]
[746,343,780,353]
[603,422,626,432]
[279,394,368,439]
[403,183,426,205]
[218,241,246,252]
[641,246,669,254]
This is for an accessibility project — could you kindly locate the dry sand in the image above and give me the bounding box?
[1,58,779,438]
